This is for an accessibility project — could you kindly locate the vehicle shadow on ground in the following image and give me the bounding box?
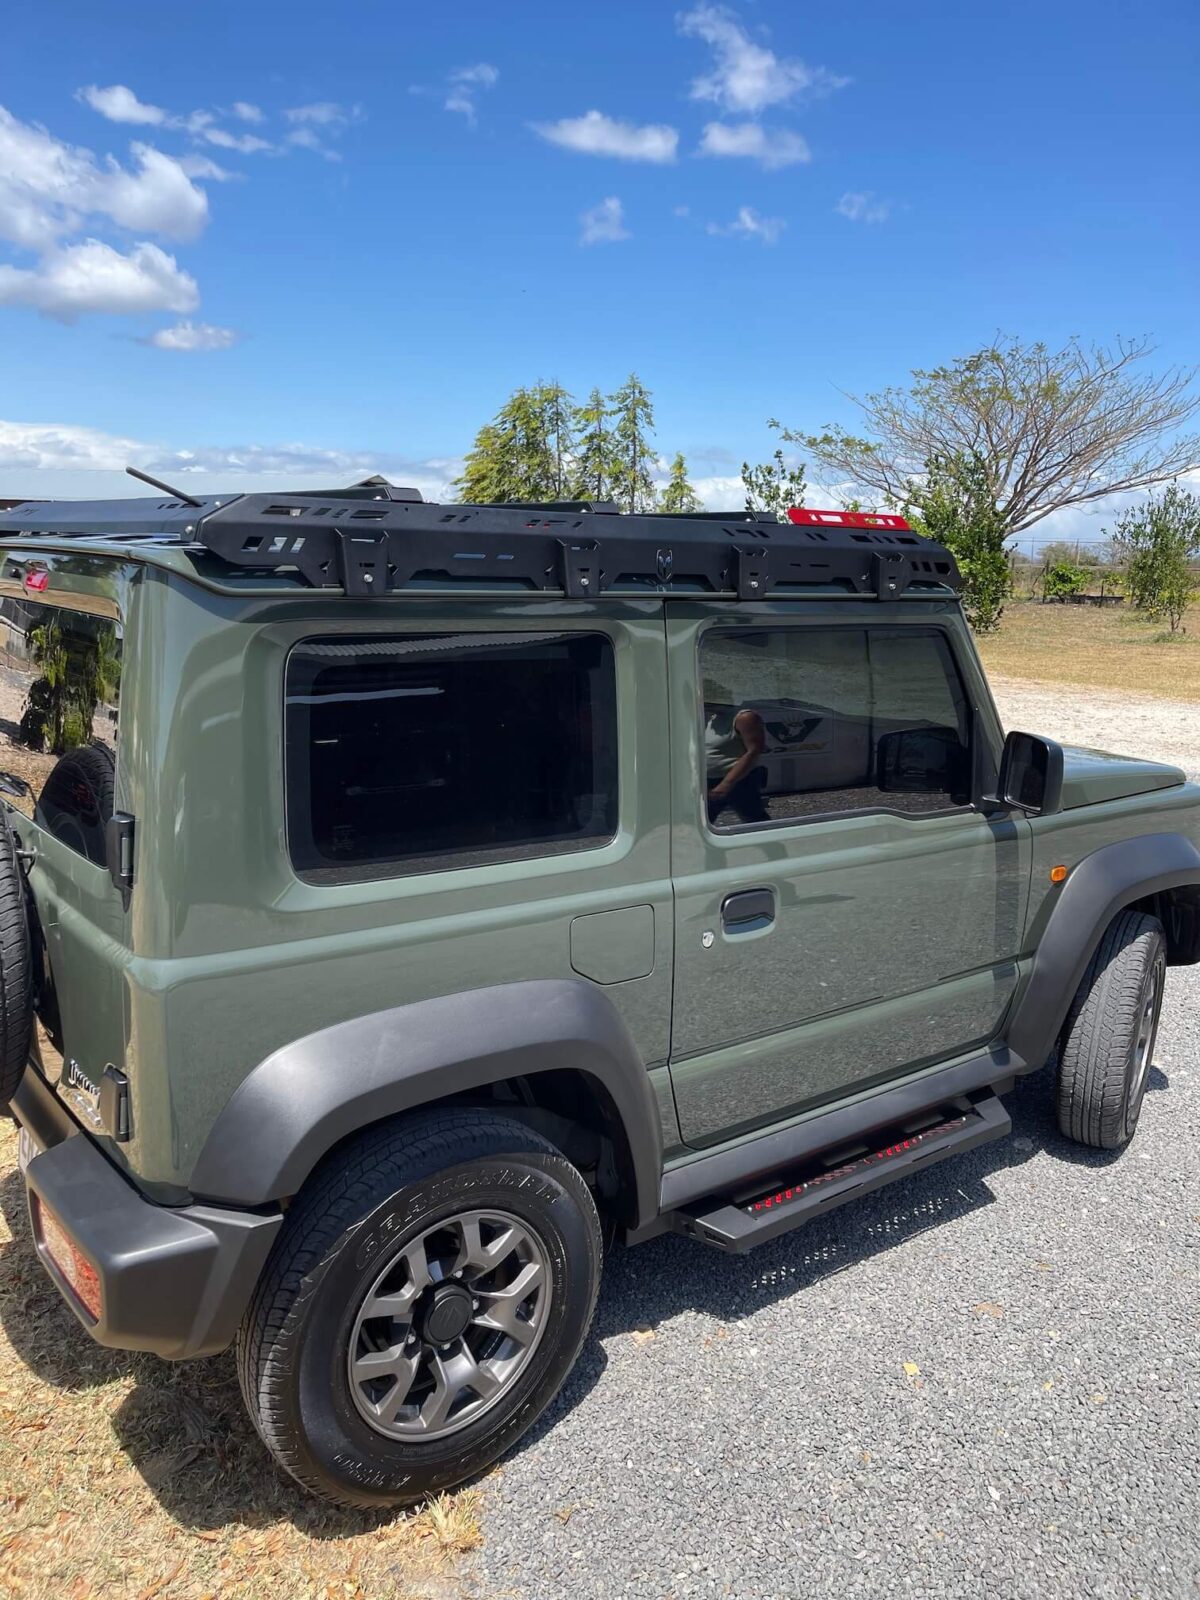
[508,1059,1170,1461]
[0,1058,1171,1531]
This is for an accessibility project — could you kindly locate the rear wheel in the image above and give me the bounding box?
[1056,909,1166,1149]
[237,1108,603,1508]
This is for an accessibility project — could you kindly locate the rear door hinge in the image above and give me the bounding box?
[106,812,135,902]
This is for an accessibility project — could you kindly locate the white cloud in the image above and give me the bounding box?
[284,102,351,127]
[445,63,499,125]
[281,102,360,158]
[285,126,341,160]
[697,121,810,169]
[0,419,461,503]
[199,125,272,154]
[533,110,678,163]
[77,84,168,126]
[231,101,264,123]
[706,205,785,244]
[836,190,892,224]
[580,196,630,245]
[145,319,239,351]
[178,154,237,182]
[0,239,199,320]
[678,4,848,114]
[689,473,744,508]
[0,108,210,249]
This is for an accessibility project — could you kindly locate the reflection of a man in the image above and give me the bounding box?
[704,697,767,824]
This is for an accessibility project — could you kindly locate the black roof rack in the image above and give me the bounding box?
[0,487,960,601]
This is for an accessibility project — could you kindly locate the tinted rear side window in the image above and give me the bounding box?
[286,632,618,881]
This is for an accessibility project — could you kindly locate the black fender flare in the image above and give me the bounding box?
[190,978,662,1228]
[1005,831,1200,1069]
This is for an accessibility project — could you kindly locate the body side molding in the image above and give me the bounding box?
[189,978,662,1227]
[1005,831,1200,1069]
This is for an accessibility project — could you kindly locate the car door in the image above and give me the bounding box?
[667,600,1030,1146]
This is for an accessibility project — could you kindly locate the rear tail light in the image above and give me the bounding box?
[33,1197,102,1321]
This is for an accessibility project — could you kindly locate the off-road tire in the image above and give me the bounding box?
[1056,909,1166,1150]
[0,812,33,1112]
[236,1108,603,1509]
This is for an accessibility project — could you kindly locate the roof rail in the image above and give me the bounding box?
[0,494,961,601]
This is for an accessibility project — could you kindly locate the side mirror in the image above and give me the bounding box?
[995,730,1064,816]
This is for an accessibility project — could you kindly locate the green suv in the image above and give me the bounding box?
[2,482,1197,1508]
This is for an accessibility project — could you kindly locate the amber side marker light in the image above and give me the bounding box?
[33,1196,102,1321]
[1050,865,1069,884]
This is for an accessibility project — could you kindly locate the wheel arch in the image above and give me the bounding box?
[189,978,662,1230]
[1006,831,1200,1069]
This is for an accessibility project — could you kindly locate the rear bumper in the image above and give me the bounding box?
[11,1068,281,1360]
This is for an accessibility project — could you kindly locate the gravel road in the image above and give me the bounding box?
[467,682,1200,1600]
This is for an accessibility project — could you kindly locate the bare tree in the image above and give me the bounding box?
[780,336,1200,534]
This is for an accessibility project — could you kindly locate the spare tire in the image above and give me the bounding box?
[37,743,116,868]
[0,812,33,1111]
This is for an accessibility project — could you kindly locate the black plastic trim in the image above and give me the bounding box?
[660,1045,1024,1213]
[1005,831,1200,1068]
[22,1124,281,1359]
[190,979,663,1229]
[9,1062,77,1150]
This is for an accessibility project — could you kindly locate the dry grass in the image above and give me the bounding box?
[977,599,1200,699]
[0,1121,482,1600]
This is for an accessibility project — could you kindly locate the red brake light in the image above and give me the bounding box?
[787,509,912,532]
[23,569,49,592]
[34,1197,102,1321]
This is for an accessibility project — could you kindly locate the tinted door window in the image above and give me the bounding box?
[0,597,121,865]
[700,626,970,829]
[286,632,618,881]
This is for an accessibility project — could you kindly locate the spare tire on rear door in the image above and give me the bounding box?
[36,743,116,868]
[0,812,33,1111]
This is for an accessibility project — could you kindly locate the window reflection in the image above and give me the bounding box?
[701,627,971,829]
[0,597,121,864]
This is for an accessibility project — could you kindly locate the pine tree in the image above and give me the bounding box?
[536,381,575,499]
[609,373,657,513]
[454,384,576,502]
[660,451,702,513]
[572,386,618,502]
[455,420,512,503]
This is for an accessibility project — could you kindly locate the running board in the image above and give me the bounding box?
[669,1093,1011,1253]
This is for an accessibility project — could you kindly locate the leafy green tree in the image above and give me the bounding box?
[903,451,1012,632]
[741,445,806,521]
[572,386,619,502]
[455,383,576,502]
[779,336,1200,537]
[660,452,702,513]
[609,373,657,513]
[1109,482,1200,633]
[1042,558,1089,601]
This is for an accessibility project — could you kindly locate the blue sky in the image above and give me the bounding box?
[2,0,1198,545]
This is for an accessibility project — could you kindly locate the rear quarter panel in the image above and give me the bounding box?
[123,582,676,1196]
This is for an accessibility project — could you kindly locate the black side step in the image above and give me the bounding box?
[670,1094,1011,1253]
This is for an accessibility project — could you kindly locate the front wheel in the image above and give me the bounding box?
[237,1109,603,1508]
[1056,909,1166,1150]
